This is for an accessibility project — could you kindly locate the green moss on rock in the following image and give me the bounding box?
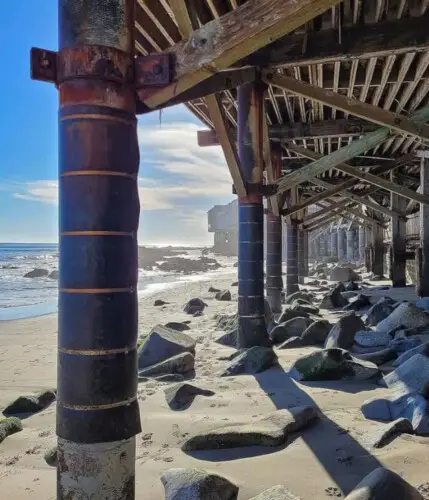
[0,417,23,444]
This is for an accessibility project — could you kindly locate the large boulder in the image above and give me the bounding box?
[138,352,195,378]
[416,297,429,311]
[330,267,360,282]
[183,298,207,315]
[353,347,396,366]
[344,467,423,500]
[393,341,429,368]
[0,417,22,444]
[289,348,379,382]
[182,406,318,452]
[291,300,320,315]
[215,290,231,301]
[319,283,349,310]
[283,291,313,305]
[343,294,371,312]
[164,322,190,332]
[165,383,215,411]
[384,353,429,395]
[300,320,332,346]
[325,312,366,349]
[376,302,429,333]
[161,468,239,500]
[354,330,392,348]
[24,268,49,278]
[249,486,302,499]
[44,446,58,467]
[214,330,237,348]
[270,317,314,344]
[219,346,277,376]
[138,325,196,370]
[278,308,309,324]
[345,281,360,291]
[363,298,397,326]
[362,418,413,450]
[3,390,56,417]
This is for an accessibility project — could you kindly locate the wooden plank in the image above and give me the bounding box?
[281,178,357,217]
[241,13,429,67]
[287,142,429,207]
[143,0,344,108]
[197,118,378,147]
[205,94,247,197]
[264,72,429,141]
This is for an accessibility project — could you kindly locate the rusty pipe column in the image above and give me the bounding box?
[286,221,299,296]
[265,145,283,314]
[57,1,141,497]
[237,83,270,348]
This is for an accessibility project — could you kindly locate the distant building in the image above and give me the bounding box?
[207,200,238,255]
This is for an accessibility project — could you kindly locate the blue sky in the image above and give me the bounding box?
[0,1,233,245]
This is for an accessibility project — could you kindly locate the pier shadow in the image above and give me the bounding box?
[254,366,384,495]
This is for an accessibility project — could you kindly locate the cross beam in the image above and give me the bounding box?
[143,0,344,109]
[287,142,429,207]
[263,72,429,142]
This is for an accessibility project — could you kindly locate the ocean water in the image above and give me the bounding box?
[0,243,235,321]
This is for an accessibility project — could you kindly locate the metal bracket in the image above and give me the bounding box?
[135,53,172,103]
[30,47,57,84]
[232,183,278,197]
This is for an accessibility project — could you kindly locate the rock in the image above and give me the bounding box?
[363,419,414,450]
[278,308,309,323]
[325,312,366,349]
[289,348,378,382]
[138,325,196,370]
[215,290,231,301]
[164,322,191,332]
[270,317,314,344]
[384,353,429,395]
[24,268,49,278]
[161,468,239,500]
[306,280,320,286]
[159,256,221,274]
[154,299,169,306]
[214,330,237,348]
[363,298,396,327]
[215,313,238,332]
[44,446,58,467]
[138,352,195,377]
[376,302,429,333]
[291,301,320,315]
[249,485,302,499]
[277,336,304,349]
[219,346,277,376]
[3,390,56,417]
[264,298,275,326]
[345,281,360,291]
[182,406,318,452]
[344,467,423,500]
[343,294,371,312]
[165,383,215,410]
[184,298,207,315]
[341,291,359,300]
[330,267,360,282]
[0,417,22,444]
[320,283,349,310]
[48,270,59,279]
[393,341,429,367]
[391,337,422,354]
[231,281,238,287]
[354,330,392,348]
[300,320,332,345]
[353,348,396,366]
[416,297,429,310]
[140,374,185,383]
[283,291,313,305]
[208,286,221,293]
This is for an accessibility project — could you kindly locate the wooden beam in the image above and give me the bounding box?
[143,0,344,109]
[241,13,429,68]
[197,118,378,147]
[287,142,429,207]
[167,0,195,38]
[264,72,429,142]
[281,178,357,217]
[304,199,351,223]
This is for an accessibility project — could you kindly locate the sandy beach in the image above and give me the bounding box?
[1,268,429,499]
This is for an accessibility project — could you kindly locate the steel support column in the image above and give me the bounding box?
[286,221,299,295]
[346,229,355,262]
[237,83,269,347]
[338,228,346,260]
[56,1,140,497]
[331,229,338,259]
[419,157,429,297]
[359,226,366,262]
[372,223,385,277]
[365,226,372,272]
[298,229,305,284]
[265,146,283,313]
[391,171,407,287]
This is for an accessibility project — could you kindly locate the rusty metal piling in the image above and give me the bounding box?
[56,1,141,497]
